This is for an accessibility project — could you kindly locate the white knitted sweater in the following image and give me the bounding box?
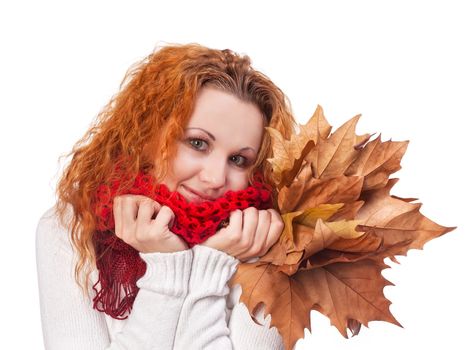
[35,207,286,349]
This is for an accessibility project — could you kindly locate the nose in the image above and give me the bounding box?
[199,156,227,190]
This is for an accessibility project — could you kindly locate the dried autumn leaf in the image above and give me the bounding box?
[261,206,358,270]
[297,104,332,143]
[328,200,365,221]
[295,259,402,337]
[229,262,311,350]
[231,254,399,350]
[266,105,332,189]
[278,174,363,213]
[265,126,314,189]
[297,203,344,226]
[230,106,456,350]
[280,210,304,249]
[304,114,371,179]
[355,178,455,260]
[346,135,409,191]
[325,219,364,239]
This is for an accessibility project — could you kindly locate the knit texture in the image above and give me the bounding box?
[91,170,274,319]
[36,207,286,349]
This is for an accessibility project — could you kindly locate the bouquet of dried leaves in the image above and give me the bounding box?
[229,105,455,350]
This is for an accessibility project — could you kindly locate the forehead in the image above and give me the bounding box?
[186,87,265,135]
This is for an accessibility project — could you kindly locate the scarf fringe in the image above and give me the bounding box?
[92,231,147,319]
[92,276,139,320]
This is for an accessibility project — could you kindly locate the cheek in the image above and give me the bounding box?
[228,173,250,191]
[168,147,201,179]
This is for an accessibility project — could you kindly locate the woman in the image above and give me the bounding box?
[36,43,297,349]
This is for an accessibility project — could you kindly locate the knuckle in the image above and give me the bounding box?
[270,212,284,227]
[244,206,258,214]
[277,219,285,230]
[259,247,270,256]
[266,208,276,217]
[268,208,279,216]
[121,195,133,205]
[274,217,284,227]
[141,197,153,204]
[230,232,242,244]
[161,205,174,215]
[251,244,263,256]
[272,224,284,236]
[245,233,256,248]
[239,239,251,250]
[226,235,237,246]
[140,198,154,209]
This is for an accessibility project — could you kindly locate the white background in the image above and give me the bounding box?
[1,0,466,349]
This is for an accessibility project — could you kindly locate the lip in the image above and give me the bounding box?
[182,185,215,202]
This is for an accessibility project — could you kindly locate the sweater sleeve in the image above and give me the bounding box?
[173,244,285,350]
[36,206,192,350]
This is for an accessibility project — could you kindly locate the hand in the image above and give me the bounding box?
[200,207,284,262]
[113,194,188,253]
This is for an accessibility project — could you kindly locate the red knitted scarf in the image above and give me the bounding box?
[91,170,273,319]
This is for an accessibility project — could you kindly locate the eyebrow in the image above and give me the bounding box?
[186,127,257,153]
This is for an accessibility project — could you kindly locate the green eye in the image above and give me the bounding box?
[231,155,248,167]
[189,138,208,150]
[188,137,249,168]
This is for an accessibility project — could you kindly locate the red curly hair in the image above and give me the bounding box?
[55,43,297,295]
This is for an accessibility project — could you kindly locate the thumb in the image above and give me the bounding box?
[164,205,176,229]
[154,205,176,230]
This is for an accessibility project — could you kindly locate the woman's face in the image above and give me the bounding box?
[161,86,264,203]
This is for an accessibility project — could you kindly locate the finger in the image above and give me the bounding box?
[131,194,155,202]
[151,205,175,233]
[122,194,156,226]
[223,209,243,234]
[264,209,284,249]
[137,198,157,224]
[134,199,158,241]
[121,195,138,240]
[253,210,272,256]
[152,201,163,220]
[217,209,243,243]
[235,208,259,261]
[113,196,122,238]
[241,207,259,247]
